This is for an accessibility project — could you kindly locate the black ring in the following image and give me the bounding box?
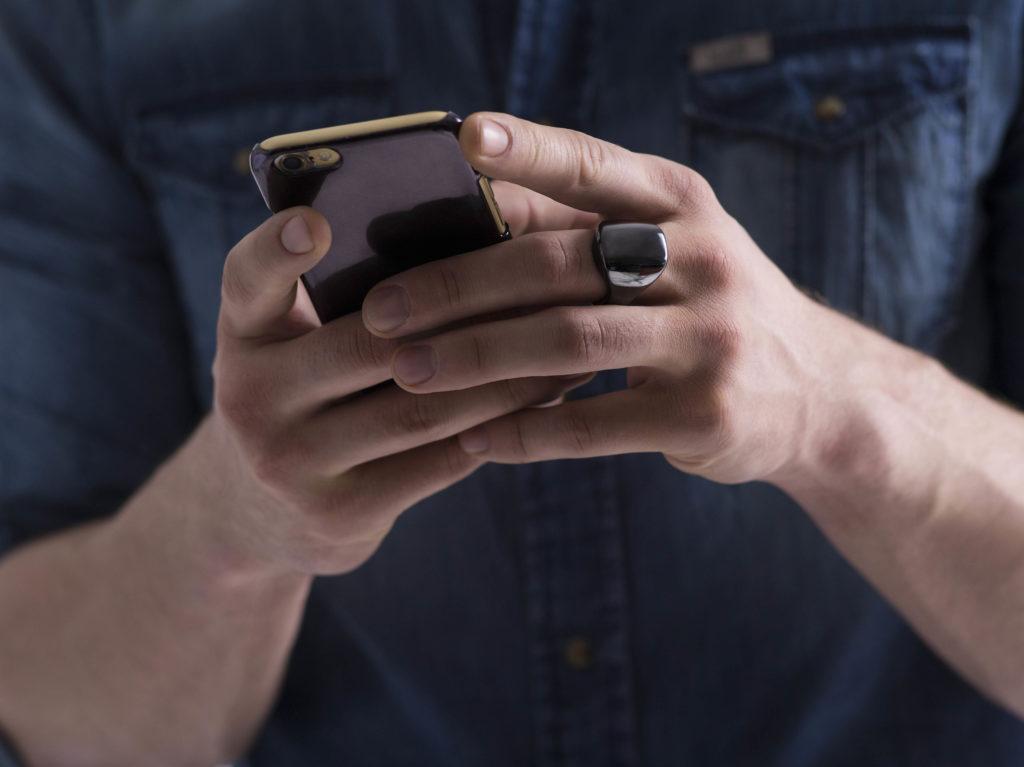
[591,222,669,305]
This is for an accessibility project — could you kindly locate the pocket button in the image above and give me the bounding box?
[815,95,847,123]
[563,636,595,670]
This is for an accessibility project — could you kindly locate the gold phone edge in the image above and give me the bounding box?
[258,110,450,152]
[477,177,508,236]
[259,109,508,236]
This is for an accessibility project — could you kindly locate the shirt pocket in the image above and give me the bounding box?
[680,21,973,349]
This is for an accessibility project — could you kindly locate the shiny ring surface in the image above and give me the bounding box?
[591,222,668,305]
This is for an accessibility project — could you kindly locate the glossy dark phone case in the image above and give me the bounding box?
[250,111,511,323]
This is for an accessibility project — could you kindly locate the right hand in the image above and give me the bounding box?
[206,202,593,576]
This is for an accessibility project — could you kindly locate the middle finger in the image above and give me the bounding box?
[387,304,679,393]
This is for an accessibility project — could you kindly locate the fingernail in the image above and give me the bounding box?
[364,285,410,332]
[534,396,564,408]
[393,345,437,385]
[281,215,314,254]
[458,426,490,454]
[478,118,510,156]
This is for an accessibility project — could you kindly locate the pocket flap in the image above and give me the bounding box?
[682,21,971,149]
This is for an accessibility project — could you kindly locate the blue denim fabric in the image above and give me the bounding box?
[2,1,1024,765]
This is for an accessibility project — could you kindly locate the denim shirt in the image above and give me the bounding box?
[2,1,1024,765]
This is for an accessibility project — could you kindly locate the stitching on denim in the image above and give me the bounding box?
[680,87,972,153]
[576,0,604,127]
[682,17,972,58]
[677,18,974,153]
[861,133,876,322]
[597,455,639,767]
[918,19,977,346]
[505,0,539,117]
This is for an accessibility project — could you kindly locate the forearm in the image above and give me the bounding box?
[775,306,1024,718]
[0,417,311,767]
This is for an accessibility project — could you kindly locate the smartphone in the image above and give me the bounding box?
[250,110,511,323]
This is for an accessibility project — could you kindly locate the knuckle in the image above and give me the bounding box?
[653,161,715,211]
[676,384,734,451]
[532,232,586,288]
[686,169,717,208]
[220,258,257,310]
[436,263,465,310]
[466,332,489,375]
[391,394,449,442]
[687,233,735,289]
[508,416,531,460]
[557,309,629,368]
[561,410,596,454]
[556,309,604,366]
[525,126,553,177]
[573,134,611,190]
[695,316,742,368]
[341,326,391,372]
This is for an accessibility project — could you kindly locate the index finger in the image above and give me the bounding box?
[490,180,600,235]
[461,112,705,220]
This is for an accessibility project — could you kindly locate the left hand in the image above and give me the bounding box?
[360,112,841,484]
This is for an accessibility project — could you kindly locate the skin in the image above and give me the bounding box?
[1,111,1023,764]
[0,178,590,764]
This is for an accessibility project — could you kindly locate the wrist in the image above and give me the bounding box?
[110,414,311,598]
[766,305,941,525]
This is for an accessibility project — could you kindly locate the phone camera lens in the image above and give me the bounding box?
[273,148,339,175]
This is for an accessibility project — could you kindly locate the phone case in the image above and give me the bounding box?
[250,110,511,323]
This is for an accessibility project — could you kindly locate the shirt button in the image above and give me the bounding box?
[563,636,594,670]
[815,95,847,123]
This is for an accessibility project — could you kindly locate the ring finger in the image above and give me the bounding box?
[287,373,595,475]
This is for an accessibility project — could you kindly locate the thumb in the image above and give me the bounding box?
[219,207,331,339]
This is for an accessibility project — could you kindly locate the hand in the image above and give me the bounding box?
[206,206,592,576]
[360,112,841,485]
